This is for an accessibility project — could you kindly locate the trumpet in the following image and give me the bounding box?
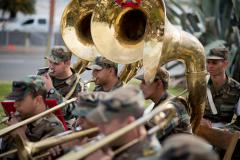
[58,90,187,160]
[36,67,53,76]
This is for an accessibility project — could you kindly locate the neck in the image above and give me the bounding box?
[103,76,118,92]
[152,90,166,104]
[210,73,227,90]
[56,68,72,79]
[33,101,46,116]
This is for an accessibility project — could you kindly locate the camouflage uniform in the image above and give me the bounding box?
[86,86,161,160]
[152,93,192,141]
[135,67,192,141]
[0,75,65,159]
[204,47,240,130]
[204,47,240,160]
[86,56,123,92]
[204,77,240,125]
[45,46,82,121]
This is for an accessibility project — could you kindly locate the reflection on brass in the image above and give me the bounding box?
[119,60,142,83]
[0,128,99,159]
[0,98,76,137]
[61,0,99,61]
[91,0,207,132]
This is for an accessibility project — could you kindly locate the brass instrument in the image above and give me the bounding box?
[61,0,98,62]
[0,98,76,137]
[61,0,144,84]
[0,117,9,124]
[90,0,207,132]
[58,97,177,160]
[0,128,99,159]
[119,60,142,83]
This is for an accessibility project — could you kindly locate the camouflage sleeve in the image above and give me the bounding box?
[156,100,191,139]
[29,116,65,141]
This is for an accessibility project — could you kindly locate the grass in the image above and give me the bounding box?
[0,81,12,128]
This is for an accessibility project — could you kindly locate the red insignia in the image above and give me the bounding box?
[115,0,142,8]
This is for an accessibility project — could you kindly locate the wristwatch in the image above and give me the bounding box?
[48,88,55,94]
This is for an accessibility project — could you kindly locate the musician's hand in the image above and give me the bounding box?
[7,113,27,138]
[200,118,212,128]
[46,145,63,160]
[42,73,54,92]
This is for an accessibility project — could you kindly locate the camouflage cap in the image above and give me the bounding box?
[86,56,118,71]
[45,46,72,63]
[86,86,145,124]
[207,47,229,60]
[72,92,108,117]
[8,75,45,101]
[135,67,169,84]
[159,134,219,160]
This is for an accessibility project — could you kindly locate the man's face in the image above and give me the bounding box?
[207,59,228,77]
[92,68,111,85]
[14,94,36,118]
[48,60,68,77]
[97,118,127,146]
[140,80,159,100]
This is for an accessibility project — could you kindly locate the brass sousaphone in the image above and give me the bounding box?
[61,0,143,84]
[91,0,207,132]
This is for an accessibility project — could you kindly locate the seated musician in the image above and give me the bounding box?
[199,47,240,159]
[83,86,161,160]
[135,67,192,141]
[0,75,65,159]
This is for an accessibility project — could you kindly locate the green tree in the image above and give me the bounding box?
[0,0,36,20]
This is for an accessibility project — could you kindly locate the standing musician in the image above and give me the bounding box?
[84,86,161,160]
[0,75,65,159]
[199,47,240,159]
[135,67,192,141]
[86,56,123,92]
[42,46,83,125]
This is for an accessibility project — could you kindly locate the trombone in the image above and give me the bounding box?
[57,90,187,160]
[0,127,99,160]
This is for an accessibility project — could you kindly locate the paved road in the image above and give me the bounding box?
[0,47,91,81]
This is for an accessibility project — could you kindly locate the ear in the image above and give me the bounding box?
[64,60,71,66]
[223,60,229,67]
[127,116,136,124]
[34,95,43,104]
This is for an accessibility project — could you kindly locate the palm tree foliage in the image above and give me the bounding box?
[0,0,36,19]
[166,0,240,82]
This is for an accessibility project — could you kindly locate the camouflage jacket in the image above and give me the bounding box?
[204,76,240,123]
[0,113,65,159]
[150,92,192,141]
[93,79,123,92]
[48,68,83,120]
[114,135,161,160]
